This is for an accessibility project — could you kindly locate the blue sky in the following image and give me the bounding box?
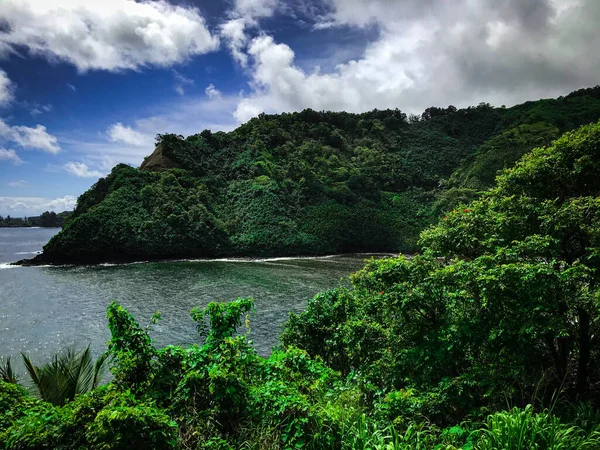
[0,0,598,217]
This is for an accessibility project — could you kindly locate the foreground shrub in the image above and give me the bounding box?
[283,122,600,424]
[475,405,600,450]
[0,381,40,435]
[21,345,107,406]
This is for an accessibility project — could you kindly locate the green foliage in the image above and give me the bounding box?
[0,211,71,228]
[9,114,600,446]
[21,346,107,406]
[106,302,158,394]
[0,381,41,435]
[283,121,600,426]
[34,88,600,264]
[191,297,255,345]
[86,401,177,449]
[1,386,177,450]
[0,357,17,384]
[475,405,600,450]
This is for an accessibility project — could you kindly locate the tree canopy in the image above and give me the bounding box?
[28,88,600,264]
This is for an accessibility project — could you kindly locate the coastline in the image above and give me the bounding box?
[13,251,400,268]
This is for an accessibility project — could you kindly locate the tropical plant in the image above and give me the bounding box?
[475,405,600,450]
[6,116,600,448]
[33,88,600,265]
[21,346,107,406]
[283,120,600,424]
[0,357,17,384]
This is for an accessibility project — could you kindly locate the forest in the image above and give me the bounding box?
[21,86,600,264]
[3,111,600,448]
[0,211,71,228]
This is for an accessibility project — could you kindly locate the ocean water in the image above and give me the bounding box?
[0,227,387,364]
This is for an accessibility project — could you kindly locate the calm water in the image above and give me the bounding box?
[0,227,385,364]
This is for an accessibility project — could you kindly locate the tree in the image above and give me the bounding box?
[21,346,107,406]
[284,121,600,421]
[422,121,600,397]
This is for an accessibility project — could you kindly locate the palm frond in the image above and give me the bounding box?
[92,351,108,389]
[21,346,107,406]
[0,356,18,384]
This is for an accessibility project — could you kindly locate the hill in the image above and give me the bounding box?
[4,120,600,448]
[23,87,600,264]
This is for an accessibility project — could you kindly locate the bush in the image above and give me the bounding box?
[475,406,600,450]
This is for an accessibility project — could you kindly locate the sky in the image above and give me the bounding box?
[0,0,599,217]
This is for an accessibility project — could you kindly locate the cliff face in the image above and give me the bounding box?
[21,88,600,265]
[140,143,182,171]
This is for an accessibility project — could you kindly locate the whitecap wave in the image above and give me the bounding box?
[178,254,342,263]
[14,251,42,255]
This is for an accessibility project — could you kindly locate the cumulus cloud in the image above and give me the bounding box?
[64,161,105,178]
[233,0,600,121]
[0,195,77,216]
[220,18,250,67]
[0,70,15,107]
[0,148,23,165]
[205,84,222,100]
[0,0,219,72]
[220,0,279,68]
[0,119,60,154]
[233,0,278,19]
[107,122,151,147]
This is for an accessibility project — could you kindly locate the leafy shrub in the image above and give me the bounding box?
[475,405,600,450]
[87,402,177,449]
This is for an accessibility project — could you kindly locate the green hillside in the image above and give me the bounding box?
[4,119,600,449]
[29,87,600,264]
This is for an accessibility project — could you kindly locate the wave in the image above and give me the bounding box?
[1,253,397,269]
[14,251,42,255]
[98,261,149,267]
[177,255,341,264]
[93,253,400,267]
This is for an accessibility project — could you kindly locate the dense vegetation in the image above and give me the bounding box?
[0,211,71,228]
[3,120,600,448]
[26,87,600,264]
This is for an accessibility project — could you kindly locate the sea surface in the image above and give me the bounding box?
[0,227,388,365]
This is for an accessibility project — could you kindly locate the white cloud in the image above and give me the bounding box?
[67,83,77,92]
[205,84,222,100]
[220,18,249,67]
[61,93,239,172]
[0,148,23,165]
[232,0,600,121]
[0,0,219,72]
[64,161,105,178]
[8,180,26,187]
[0,119,60,154]
[30,104,52,116]
[173,70,194,96]
[220,0,279,68]
[107,122,151,147]
[0,70,14,107]
[233,0,278,19]
[0,195,76,216]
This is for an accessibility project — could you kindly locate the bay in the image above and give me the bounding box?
[0,227,385,364]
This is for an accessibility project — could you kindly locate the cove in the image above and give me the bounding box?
[0,227,386,363]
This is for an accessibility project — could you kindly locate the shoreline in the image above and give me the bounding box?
[12,251,401,268]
